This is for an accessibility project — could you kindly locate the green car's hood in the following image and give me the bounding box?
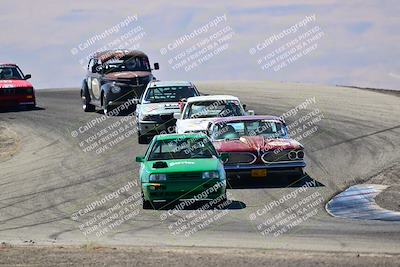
[143,157,220,174]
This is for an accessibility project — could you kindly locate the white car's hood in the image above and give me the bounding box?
[176,118,218,133]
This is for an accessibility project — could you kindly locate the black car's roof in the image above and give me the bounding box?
[92,50,149,63]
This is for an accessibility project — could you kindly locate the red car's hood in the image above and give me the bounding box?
[213,136,302,153]
[0,80,33,88]
[104,71,151,80]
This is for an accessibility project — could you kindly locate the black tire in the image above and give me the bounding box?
[102,94,109,115]
[25,104,36,110]
[165,199,179,209]
[81,90,95,112]
[142,192,153,209]
[286,170,304,185]
[138,131,148,144]
[294,168,306,179]
[209,193,228,209]
[215,193,228,208]
[142,200,152,209]
[220,192,228,203]
[126,103,137,114]
[295,168,307,184]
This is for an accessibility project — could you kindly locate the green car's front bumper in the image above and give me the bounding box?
[142,179,226,202]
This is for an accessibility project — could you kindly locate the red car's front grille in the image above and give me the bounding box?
[0,87,33,96]
[0,88,16,96]
[261,150,292,163]
[224,152,257,165]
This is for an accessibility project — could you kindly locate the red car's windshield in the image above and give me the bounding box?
[212,120,288,140]
[0,66,24,80]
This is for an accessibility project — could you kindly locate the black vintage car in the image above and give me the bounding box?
[81,50,159,114]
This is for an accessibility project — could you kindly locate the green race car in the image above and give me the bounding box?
[136,133,228,209]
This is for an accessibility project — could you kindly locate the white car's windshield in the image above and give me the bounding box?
[144,86,197,103]
[183,100,245,119]
[212,120,288,140]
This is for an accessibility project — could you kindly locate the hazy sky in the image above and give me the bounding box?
[1,0,399,90]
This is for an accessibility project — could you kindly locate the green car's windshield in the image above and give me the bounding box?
[148,138,218,161]
[212,120,288,140]
[144,86,198,103]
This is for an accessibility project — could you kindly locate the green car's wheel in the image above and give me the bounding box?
[220,192,228,203]
[142,191,153,209]
[166,199,179,209]
[142,200,152,209]
[213,193,228,208]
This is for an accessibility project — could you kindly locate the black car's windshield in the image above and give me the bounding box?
[103,57,151,72]
[0,66,23,80]
[184,100,245,119]
[212,120,288,140]
[148,138,217,160]
[144,86,198,103]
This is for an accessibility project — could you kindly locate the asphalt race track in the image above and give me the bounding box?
[1,81,400,258]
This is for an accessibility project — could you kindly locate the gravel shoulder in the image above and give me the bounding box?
[0,122,20,162]
[1,245,399,267]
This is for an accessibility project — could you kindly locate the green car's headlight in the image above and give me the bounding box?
[202,171,219,179]
[149,174,167,182]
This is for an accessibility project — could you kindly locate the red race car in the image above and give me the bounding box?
[0,63,36,109]
[207,115,306,180]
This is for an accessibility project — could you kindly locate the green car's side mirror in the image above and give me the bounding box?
[135,156,144,162]
[219,152,229,161]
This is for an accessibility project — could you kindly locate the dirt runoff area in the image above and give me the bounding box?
[372,163,400,212]
[0,122,20,162]
[0,245,399,267]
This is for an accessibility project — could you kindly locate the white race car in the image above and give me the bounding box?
[135,81,200,143]
[174,95,254,134]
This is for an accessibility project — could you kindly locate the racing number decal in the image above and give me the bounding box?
[91,78,101,99]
